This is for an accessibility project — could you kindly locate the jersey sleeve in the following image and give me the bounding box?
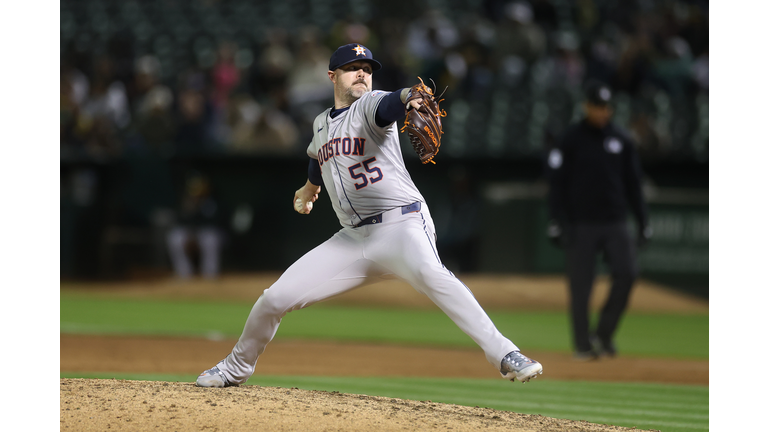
[356,91,391,131]
[306,109,330,159]
[375,89,407,127]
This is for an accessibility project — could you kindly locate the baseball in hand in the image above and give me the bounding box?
[295,198,313,213]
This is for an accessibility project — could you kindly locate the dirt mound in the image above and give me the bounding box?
[60,378,656,432]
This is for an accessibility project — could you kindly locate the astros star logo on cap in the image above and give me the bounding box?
[352,44,366,56]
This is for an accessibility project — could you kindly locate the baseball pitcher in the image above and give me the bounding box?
[196,43,543,387]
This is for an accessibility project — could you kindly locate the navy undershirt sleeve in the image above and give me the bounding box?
[308,157,323,186]
[375,89,407,127]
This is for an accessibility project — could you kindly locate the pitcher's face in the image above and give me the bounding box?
[330,61,373,105]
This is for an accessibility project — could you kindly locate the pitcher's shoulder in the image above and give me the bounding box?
[354,90,390,108]
[313,108,332,127]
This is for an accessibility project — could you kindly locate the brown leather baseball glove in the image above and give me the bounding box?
[401,77,447,164]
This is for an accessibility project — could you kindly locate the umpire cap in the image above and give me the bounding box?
[329,43,382,71]
[584,80,612,106]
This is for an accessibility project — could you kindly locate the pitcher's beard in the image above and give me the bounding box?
[344,83,370,102]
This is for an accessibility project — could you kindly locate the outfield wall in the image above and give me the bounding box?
[60,155,707,295]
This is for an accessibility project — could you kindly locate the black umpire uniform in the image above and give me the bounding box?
[546,81,652,360]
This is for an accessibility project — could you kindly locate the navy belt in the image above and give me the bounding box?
[355,202,421,227]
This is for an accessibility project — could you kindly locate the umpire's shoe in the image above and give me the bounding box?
[196,364,237,388]
[500,351,543,383]
[590,334,617,358]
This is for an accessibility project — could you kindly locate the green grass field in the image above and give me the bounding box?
[60,293,709,432]
[60,294,708,359]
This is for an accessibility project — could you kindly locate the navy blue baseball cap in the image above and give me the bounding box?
[329,43,382,71]
[584,80,612,106]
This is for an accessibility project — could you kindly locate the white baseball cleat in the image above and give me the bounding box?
[499,350,543,383]
[196,364,236,388]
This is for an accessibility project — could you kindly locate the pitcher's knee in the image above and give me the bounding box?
[257,288,296,317]
[407,265,452,287]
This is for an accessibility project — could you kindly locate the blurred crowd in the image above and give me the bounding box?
[60,0,709,161]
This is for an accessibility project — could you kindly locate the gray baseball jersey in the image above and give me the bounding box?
[307,90,425,228]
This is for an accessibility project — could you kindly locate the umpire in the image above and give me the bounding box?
[546,80,652,360]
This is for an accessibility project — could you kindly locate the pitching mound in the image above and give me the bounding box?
[60,378,654,431]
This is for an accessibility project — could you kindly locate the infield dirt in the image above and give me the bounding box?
[61,378,658,432]
[61,274,707,431]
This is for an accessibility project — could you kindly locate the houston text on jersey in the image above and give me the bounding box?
[317,137,366,166]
